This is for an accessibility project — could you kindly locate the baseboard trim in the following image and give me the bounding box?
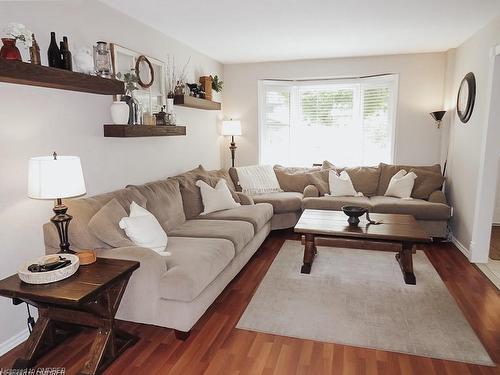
[0,328,28,356]
[451,235,470,259]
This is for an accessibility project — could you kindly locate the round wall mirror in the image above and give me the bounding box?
[456,72,476,123]
[135,55,154,89]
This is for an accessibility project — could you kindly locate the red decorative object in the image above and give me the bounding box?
[0,38,22,61]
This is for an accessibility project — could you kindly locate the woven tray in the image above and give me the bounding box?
[18,254,80,284]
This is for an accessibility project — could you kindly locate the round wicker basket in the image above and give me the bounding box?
[18,254,80,284]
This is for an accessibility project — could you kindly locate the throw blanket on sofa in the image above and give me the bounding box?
[236,165,283,195]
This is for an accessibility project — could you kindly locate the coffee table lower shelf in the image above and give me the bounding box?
[300,235,417,285]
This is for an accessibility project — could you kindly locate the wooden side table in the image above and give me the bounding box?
[0,257,139,375]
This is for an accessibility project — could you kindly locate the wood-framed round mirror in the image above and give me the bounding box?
[456,72,476,123]
[135,55,155,89]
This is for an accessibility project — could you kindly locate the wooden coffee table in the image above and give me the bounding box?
[0,257,139,375]
[294,209,431,284]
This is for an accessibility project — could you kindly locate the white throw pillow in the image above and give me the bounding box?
[235,165,283,195]
[384,170,417,199]
[118,202,170,256]
[328,170,363,197]
[196,179,241,215]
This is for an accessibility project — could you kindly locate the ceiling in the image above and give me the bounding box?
[101,0,500,64]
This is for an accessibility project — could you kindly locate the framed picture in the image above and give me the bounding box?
[110,43,166,115]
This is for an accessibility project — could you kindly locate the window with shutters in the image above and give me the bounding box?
[258,75,398,166]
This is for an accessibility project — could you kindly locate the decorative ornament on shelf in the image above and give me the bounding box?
[74,46,94,74]
[200,76,213,100]
[429,110,446,129]
[93,41,112,78]
[1,23,33,61]
[117,70,140,125]
[166,54,190,97]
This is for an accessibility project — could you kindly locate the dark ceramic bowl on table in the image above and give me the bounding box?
[341,206,368,226]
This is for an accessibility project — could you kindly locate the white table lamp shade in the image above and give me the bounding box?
[221,120,242,136]
[28,156,86,200]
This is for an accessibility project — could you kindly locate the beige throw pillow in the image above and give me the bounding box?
[273,165,320,193]
[384,170,417,199]
[196,179,241,214]
[88,198,134,248]
[409,168,445,200]
[328,170,362,197]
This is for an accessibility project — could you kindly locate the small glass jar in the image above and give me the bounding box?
[93,41,112,78]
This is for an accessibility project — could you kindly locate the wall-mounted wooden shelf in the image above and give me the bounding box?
[174,95,221,110]
[103,124,186,137]
[0,59,125,95]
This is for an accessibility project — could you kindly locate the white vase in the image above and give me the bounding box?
[110,101,129,124]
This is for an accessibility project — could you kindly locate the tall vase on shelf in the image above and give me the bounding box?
[0,38,22,61]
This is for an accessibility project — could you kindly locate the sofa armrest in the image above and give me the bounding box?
[95,246,168,288]
[236,192,254,205]
[303,184,320,198]
[428,190,448,205]
[94,246,167,322]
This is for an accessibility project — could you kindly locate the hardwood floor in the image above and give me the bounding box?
[0,230,499,374]
[489,226,500,260]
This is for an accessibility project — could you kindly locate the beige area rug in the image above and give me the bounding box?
[237,240,494,366]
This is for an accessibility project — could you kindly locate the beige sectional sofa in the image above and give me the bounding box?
[44,166,272,338]
[228,162,452,238]
[42,161,451,339]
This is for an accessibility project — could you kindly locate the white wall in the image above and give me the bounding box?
[444,15,500,257]
[0,0,222,348]
[222,53,446,168]
[495,167,500,224]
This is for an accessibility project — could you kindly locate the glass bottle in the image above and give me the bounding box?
[61,36,72,71]
[47,32,62,68]
[29,34,41,65]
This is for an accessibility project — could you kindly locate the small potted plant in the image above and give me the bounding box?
[211,75,223,93]
[1,23,32,61]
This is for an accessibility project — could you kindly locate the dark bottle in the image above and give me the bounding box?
[47,32,62,68]
[61,36,72,71]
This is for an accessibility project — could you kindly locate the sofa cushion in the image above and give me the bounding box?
[377,163,441,196]
[370,196,451,220]
[252,192,303,214]
[308,170,330,196]
[88,198,133,248]
[160,237,235,302]
[409,168,445,200]
[200,166,237,191]
[196,203,273,232]
[169,219,254,253]
[169,165,206,219]
[64,188,147,250]
[337,166,381,197]
[273,165,320,193]
[127,179,185,233]
[302,196,372,211]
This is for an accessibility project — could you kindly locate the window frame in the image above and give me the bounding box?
[258,74,399,166]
